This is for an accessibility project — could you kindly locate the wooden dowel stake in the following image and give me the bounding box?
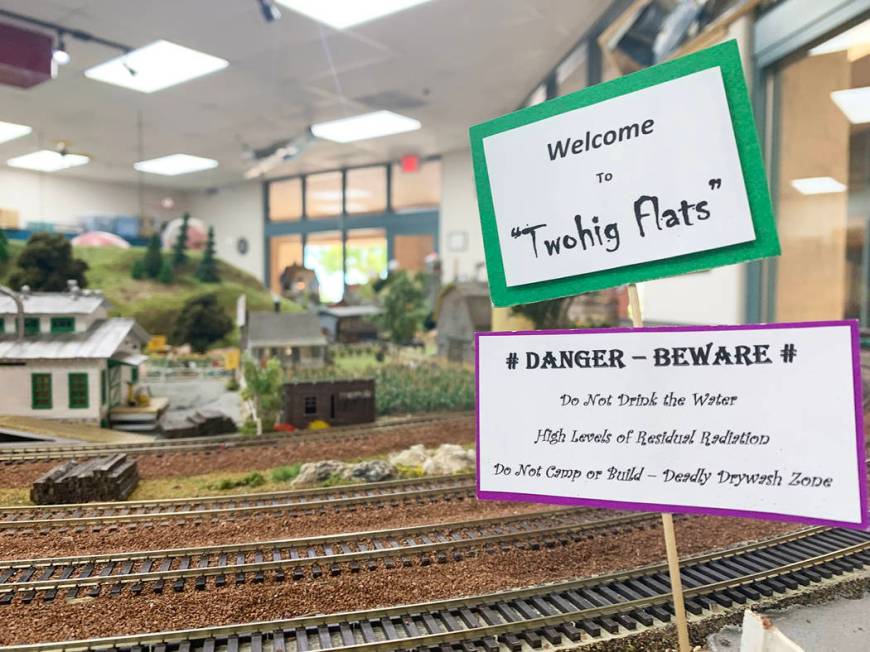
[627,283,691,652]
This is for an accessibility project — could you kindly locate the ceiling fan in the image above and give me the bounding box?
[242,128,314,180]
[53,139,93,160]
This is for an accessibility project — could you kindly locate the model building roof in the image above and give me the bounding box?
[246,312,327,348]
[440,282,492,330]
[0,291,108,315]
[319,305,381,319]
[0,318,148,360]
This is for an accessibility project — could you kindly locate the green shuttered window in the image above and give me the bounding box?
[31,373,52,409]
[51,317,75,333]
[68,373,89,409]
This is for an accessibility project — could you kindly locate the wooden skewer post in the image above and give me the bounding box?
[626,283,691,652]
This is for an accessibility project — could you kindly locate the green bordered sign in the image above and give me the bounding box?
[469,40,779,307]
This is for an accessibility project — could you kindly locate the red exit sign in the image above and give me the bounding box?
[400,154,420,173]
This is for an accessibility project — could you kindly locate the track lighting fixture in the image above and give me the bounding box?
[52,31,70,65]
[258,0,282,22]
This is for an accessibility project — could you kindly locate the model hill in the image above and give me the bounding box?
[0,240,297,340]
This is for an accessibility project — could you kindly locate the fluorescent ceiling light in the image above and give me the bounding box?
[831,86,870,123]
[7,150,89,172]
[134,154,218,176]
[811,19,870,59]
[85,40,228,93]
[790,177,847,195]
[311,111,420,143]
[276,0,432,29]
[0,120,32,144]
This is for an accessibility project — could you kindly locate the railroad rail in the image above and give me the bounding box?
[0,509,659,603]
[0,474,476,530]
[5,525,868,651]
[0,413,472,464]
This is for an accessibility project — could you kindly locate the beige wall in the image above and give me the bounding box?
[775,52,851,321]
[439,149,486,282]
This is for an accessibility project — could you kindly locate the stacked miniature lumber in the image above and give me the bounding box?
[30,454,139,504]
[160,407,237,438]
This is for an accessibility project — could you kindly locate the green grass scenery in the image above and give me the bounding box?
[0,240,297,341]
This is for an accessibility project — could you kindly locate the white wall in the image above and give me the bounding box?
[440,149,487,282]
[0,168,189,229]
[189,182,264,282]
[638,265,746,325]
[0,359,103,423]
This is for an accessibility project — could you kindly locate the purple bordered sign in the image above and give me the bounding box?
[475,321,867,530]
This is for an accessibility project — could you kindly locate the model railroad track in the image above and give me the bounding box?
[0,474,476,531]
[0,509,661,604]
[0,413,472,464]
[7,526,869,651]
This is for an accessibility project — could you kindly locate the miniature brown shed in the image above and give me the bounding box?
[282,379,375,428]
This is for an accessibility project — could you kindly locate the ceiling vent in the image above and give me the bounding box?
[355,90,426,111]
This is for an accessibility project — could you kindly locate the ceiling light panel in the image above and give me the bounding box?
[85,40,228,93]
[134,154,219,176]
[7,150,89,172]
[276,0,432,29]
[0,121,32,144]
[831,87,870,123]
[311,111,421,143]
[790,177,847,195]
[810,19,870,57]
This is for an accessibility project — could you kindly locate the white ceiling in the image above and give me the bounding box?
[0,0,610,189]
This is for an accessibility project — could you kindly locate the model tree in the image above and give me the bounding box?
[158,260,175,284]
[195,226,220,283]
[240,356,283,435]
[511,297,573,329]
[170,292,232,353]
[0,228,9,265]
[142,234,164,279]
[375,270,426,345]
[171,212,191,267]
[131,259,146,279]
[9,233,88,291]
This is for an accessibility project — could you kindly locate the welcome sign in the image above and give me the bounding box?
[470,40,779,307]
[476,322,867,529]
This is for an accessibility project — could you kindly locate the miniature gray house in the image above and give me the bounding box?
[242,311,327,369]
[318,305,381,343]
[436,282,492,364]
[0,283,150,426]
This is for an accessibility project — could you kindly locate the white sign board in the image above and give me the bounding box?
[486,68,753,287]
[469,40,778,307]
[476,322,867,529]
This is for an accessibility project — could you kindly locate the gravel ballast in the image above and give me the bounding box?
[0,497,543,559]
[0,516,798,645]
[0,417,475,488]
